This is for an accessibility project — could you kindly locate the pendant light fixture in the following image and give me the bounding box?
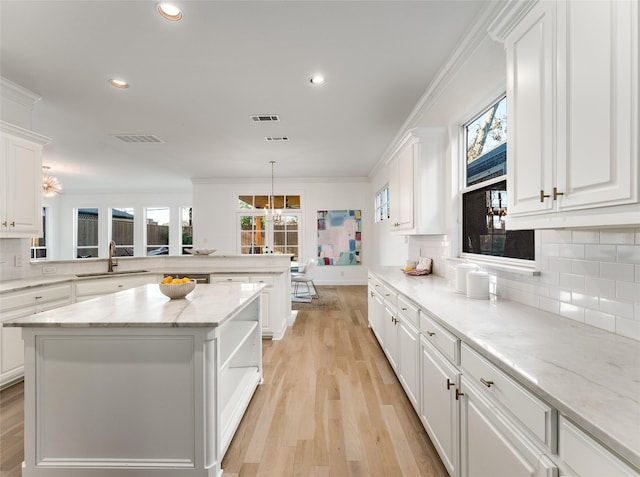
[42,166,62,197]
[265,160,282,224]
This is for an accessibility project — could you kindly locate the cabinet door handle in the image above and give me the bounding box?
[455,389,464,400]
[1,221,6,227]
[35,296,43,300]
[446,378,455,390]
[540,190,550,202]
[401,307,407,311]
[10,221,15,227]
[553,187,564,200]
[480,378,494,388]
[426,331,435,337]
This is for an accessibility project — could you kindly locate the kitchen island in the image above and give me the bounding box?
[4,281,264,477]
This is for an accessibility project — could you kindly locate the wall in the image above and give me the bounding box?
[193,177,371,285]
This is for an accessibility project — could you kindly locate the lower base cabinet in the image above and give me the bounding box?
[460,375,558,477]
[421,336,460,477]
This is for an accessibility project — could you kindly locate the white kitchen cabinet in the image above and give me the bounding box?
[421,336,461,477]
[210,273,287,339]
[75,273,162,301]
[381,303,399,373]
[367,279,384,343]
[0,121,51,238]
[492,0,639,229]
[397,312,419,411]
[388,127,447,235]
[0,282,73,388]
[558,417,640,477]
[460,375,558,477]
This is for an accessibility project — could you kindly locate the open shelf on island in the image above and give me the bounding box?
[220,321,259,370]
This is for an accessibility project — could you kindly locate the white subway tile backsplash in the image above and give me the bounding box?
[599,229,636,245]
[616,317,640,341]
[571,291,599,310]
[600,297,634,320]
[637,265,640,283]
[559,302,585,323]
[540,229,572,244]
[617,245,640,264]
[538,297,560,314]
[548,257,573,273]
[585,277,616,298]
[559,244,584,259]
[585,309,616,333]
[572,230,600,244]
[585,244,617,262]
[616,281,640,303]
[559,273,585,291]
[549,287,572,302]
[539,243,560,258]
[600,262,635,282]
[571,260,600,277]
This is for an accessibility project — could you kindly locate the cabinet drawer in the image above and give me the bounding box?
[75,275,156,297]
[0,283,72,312]
[250,276,274,287]
[461,343,555,450]
[210,275,250,283]
[380,284,397,307]
[420,312,459,364]
[559,417,639,477]
[397,295,419,327]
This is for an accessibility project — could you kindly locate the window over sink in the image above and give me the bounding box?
[461,94,534,262]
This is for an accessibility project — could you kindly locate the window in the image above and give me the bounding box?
[30,207,47,260]
[111,208,134,256]
[461,95,534,261]
[76,208,99,258]
[146,207,169,255]
[238,194,301,260]
[181,207,193,255]
[375,185,390,222]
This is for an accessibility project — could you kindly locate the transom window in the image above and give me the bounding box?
[461,94,534,261]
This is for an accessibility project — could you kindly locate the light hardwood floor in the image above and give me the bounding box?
[0,286,447,477]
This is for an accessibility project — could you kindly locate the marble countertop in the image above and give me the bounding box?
[4,282,264,328]
[369,266,640,470]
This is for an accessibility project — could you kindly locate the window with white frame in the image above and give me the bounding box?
[181,207,193,255]
[30,207,47,260]
[76,208,99,258]
[375,185,390,222]
[238,194,300,261]
[461,94,534,261]
[111,207,134,256]
[145,207,170,256]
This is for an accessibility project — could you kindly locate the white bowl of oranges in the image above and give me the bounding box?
[159,276,196,299]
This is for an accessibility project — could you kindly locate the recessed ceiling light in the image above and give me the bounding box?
[158,3,183,21]
[109,79,129,89]
[310,75,326,86]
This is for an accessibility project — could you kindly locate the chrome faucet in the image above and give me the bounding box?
[108,240,118,272]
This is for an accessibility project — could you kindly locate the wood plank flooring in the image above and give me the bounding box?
[0,285,447,477]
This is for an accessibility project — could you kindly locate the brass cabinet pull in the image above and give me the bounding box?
[401,307,407,311]
[553,187,564,200]
[540,190,550,202]
[426,331,435,337]
[480,378,494,388]
[446,378,455,390]
[455,389,464,400]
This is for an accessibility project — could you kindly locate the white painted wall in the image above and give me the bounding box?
[193,178,371,285]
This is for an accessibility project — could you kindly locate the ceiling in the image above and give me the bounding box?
[0,0,489,193]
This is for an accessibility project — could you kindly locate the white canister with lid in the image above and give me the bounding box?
[466,271,490,299]
[455,263,479,294]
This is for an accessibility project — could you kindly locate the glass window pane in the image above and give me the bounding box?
[240,216,254,230]
[466,95,507,186]
[77,208,99,258]
[255,195,269,210]
[285,195,300,209]
[272,195,285,209]
[30,207,47,260]
[462,180,533,260]
[181,207,192,254]
[239,196,254,209]
[146,207,169,255]
[112,207,134,256]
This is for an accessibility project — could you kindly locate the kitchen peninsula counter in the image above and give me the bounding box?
[368,266,640,472]
[5,282,265,477]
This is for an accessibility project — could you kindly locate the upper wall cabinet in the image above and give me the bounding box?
[388,127,447,235]
[490,0,638,229]
[0,121,50,238]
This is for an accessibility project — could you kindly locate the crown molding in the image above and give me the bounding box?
[487,0,538,42]
[0,77,42,107]
[191,176,369,185]
[0,120,50,144]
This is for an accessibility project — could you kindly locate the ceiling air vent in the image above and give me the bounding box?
[250,114,280,122]
[265,136,289,142]
[111,134,164,144]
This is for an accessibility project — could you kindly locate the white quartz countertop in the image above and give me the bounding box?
[3,282,264,328]
[369,266,640,470]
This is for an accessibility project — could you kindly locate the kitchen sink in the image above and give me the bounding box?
[75,270,149,278]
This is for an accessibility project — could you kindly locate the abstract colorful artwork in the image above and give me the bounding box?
[317,210,361,265]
